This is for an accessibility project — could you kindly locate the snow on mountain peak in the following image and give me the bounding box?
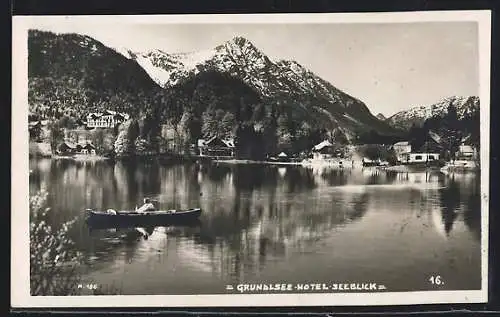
[125,36,275,88]
[176,48,218,70]
[386,95,479,130]
[276,59,308,74]
[121,35,370,112]
[113,46,133,58]
[222,36,257,51]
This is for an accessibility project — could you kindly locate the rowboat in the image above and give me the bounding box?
[85,208,202,227]
[440,160,479,174]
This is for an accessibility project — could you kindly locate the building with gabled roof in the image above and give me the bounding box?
[392,141,412,163]
[86,110,129,128]
[456,134,478,160]
[197,136,235,157]
[312,140,333,152]
[57,141,76,154]
[311,140,338,160]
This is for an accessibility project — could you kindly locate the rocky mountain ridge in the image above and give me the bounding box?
[120,36,399,137]
[386,96,480,131]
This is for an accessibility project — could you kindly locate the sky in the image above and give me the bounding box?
[28,20,479,117]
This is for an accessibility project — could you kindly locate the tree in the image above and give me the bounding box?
[30,190,83,295]
[361,144,388,161]
[114,120,139,157]
[241,99,254,122]
[58,115,77,130]
[308,128,326,149]
[333,128,349,145]
[277,114,289,136]
[48,120,64,152]
[201,105,217,138]
[262,115,278,156]
[408,123,425,152]
[278,132,293,151]
[92,129,105,154]
[251,103,266,122]
[166,95,189,152]
[221,112,236,137]
[234,123,259,159]
[179,110,197,152]
[463,110,480,149]
[29,124,42,142]
[445,103,459,129]
[440,104,463,160]
[134,137,150,155]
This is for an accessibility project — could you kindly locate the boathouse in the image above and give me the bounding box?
[311,140,335,160]
[277,152,291,162]
[78,143,96,154]
[57,141,76,154]
[197,136,235,157]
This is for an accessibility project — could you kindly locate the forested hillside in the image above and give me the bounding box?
[28,29,166,121]
[27,30,409,158]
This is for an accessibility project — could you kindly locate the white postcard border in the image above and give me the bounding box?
[11,10,491,308]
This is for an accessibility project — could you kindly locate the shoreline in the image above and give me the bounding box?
[31,155,480,174]
[51,154,111,162]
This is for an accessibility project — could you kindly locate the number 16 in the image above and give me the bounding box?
[429,275,443,285]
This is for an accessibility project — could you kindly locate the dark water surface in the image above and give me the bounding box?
[29,158,482,295]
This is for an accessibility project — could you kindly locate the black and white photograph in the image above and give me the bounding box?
[12,11,490,307]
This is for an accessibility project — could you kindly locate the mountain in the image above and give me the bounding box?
[376,113,386,121]
[122,36,400,138]
[28,30,403,158]
[386,96,480,131]
[28,29,166,120]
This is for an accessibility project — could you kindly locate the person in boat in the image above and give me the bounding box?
[106,209,117,215]
[136,198,156,213]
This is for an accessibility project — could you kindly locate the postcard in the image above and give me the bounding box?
[11,10,491,307]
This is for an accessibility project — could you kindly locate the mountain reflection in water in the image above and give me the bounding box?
[29,159,482,294]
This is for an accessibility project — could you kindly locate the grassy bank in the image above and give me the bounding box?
[29,142,52,158]
[52,154,111,161]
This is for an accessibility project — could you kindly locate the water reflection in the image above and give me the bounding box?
[29,159,482,294]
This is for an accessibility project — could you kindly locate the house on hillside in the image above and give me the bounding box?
[57,141,97,155]
[456,145,476,159]
[400,152,440,164]
[392,141,412,163]
[312,140,335,160]
[57,141,76,155]
[76,143,96,155]
[197,136,235,157]
[454,134,478,160]
[86,110,129,128]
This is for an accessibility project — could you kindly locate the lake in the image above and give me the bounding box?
[29,158,482,295]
